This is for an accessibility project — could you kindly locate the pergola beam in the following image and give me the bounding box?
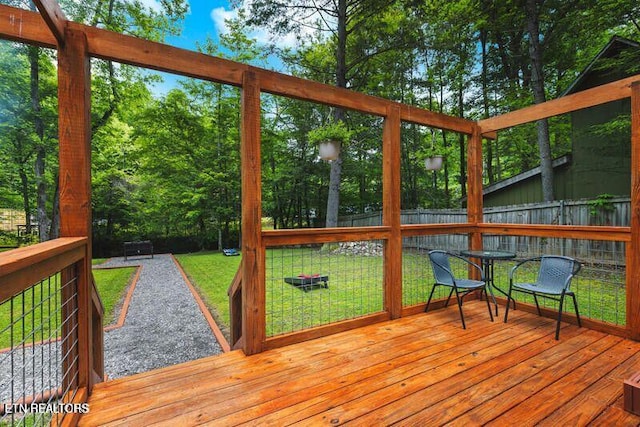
[32,0,66,46]
[0,4,476,135]
[479,74,640,133]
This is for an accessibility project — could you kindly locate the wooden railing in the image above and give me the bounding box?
[227,221,634,352]
[227,263,243,350]
[0,238,102,425]
[0,3,639,358]
[401,224,631,334]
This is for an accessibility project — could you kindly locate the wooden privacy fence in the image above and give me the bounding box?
[340,198,631,264]
[340,198,632,227]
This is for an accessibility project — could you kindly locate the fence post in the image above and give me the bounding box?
[58,27,93,391]
[560,200,566,256]
[383,105,402,319]
[240,70,265,355]
[628,82,640,340]
[467,125,483,278]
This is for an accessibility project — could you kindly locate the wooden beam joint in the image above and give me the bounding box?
[32,0,67,46]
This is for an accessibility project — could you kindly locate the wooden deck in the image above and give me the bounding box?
[79,302,640,426]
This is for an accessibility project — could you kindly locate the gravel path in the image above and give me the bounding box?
[99,254,222,379]
[0,253,222,404]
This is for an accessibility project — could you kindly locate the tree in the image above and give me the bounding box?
[0,41,58,240]
[239,0,407,227]
[525,0,554,202]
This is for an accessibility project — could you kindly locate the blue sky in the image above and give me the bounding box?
[148,0,232,95]
[165,0,229,52]
[146,0,294,96]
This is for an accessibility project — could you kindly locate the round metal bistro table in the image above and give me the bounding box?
[459,249,517,315]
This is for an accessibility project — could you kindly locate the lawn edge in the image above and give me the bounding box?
[0,264,142,354]
[103,265,143,332]
[171,254,231,352]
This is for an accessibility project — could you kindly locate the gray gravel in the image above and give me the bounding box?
[98,254,222,379]
[0,254,222,403]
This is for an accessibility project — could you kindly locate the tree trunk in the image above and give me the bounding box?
[28,45,51,241]
[324,0,348,228]
[18,166,31,234]
[442,132,450,205]
[526,0,554,202]
[481,29,494,185]
[49,180,60,239]
[457,86,466,199]
[325,155,343,228]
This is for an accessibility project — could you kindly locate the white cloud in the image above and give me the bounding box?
[211,7,235,35]
[210,6,314,49]
[137,0,164,14]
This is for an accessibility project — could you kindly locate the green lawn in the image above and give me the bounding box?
[0,264,135,349]
[174,251,241,337]
[93,266,137,325]
[264,247,384,336]
[489,260,626,326]
[177,248,627,340]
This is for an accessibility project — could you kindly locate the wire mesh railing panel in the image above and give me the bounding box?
[482,235,626,326]
[266,241,384,337]
[402,234,470,307]
[0,266,81,426]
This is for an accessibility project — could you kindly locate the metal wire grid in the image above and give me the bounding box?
[402,234,470,307]
[265,241,384,337]
[482,234,626,326]
[0,267,80,426]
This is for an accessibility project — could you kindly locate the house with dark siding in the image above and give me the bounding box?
[483,36,640,207]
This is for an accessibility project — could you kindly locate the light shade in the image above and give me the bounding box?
[319,140,341,161]
[424,155,443,171]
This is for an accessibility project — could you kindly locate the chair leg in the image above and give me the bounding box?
[503,284,513,323]
[444,287,455,307]
[454,287,466,329]
[425,284,438,313]
[571,293,582,327]
[556,293,565,340]
[484,286,494,322]
[533,293,542,316]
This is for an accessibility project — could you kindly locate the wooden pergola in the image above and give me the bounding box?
[1,0,640,424]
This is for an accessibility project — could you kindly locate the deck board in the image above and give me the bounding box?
[79,302,640,426]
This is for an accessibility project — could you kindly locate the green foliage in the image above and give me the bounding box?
[588,194,617,216]
[307,121,353,145]
[1,0,638,247]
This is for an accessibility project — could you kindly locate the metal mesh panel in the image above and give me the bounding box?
[266,241,384,337]
[0,266,80,426]
[482,235,626,326]
[402,234,470,307]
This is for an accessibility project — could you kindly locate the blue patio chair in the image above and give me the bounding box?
[503,255,581,340]
[426,250,494,329]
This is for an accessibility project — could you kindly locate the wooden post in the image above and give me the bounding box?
[467,125,483,279]
[628,82,640,340]
[58,28,93,389]
[241,70,265,355]
[383,105,402,319]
